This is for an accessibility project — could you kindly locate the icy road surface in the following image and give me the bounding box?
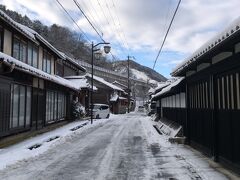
[0,113,228,180]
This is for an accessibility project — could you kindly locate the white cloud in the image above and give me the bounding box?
[1,0,240,74]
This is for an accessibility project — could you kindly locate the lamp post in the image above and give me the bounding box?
[91,42,111,124]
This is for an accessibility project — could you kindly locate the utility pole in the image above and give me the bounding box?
[127,55,130,113]
[91,42,94,124]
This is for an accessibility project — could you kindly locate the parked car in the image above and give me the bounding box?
[91,104,110,119]
[138,105,145,112]
[147,101,156,116]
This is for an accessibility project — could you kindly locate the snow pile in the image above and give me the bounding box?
[0,52,80,90]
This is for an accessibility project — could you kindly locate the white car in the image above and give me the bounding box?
[92,104,110,119]
[138,106,145,112]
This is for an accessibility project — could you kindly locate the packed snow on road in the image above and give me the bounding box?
[0,112,228,180]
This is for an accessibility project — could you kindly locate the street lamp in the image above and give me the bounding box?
[91,42,111,124]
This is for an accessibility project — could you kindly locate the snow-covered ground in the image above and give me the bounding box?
[0,113,230,180]
[0,117,116,170]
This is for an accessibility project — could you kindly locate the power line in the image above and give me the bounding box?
[96,0,128,56]
[111,0,130,50]
[104,0,126,49]
[80,0,104,36]
[56,0,117,62]
[73,0,105,42]
[153,0,181,70]
[55,0,91,42]
[73,0,118,61]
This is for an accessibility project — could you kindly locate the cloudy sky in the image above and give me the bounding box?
[1,0,240,77]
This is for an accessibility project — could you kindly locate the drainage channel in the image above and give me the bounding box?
[28,136,60,150]
[28,143,42,150]
[46,136,60,142]
[153,125,162,135]
[28,122,89,150]
[70,122,88,131]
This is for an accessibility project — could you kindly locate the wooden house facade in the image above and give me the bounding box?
[0,10,86,138]
[153,17,240,171]
[86,75,128,114]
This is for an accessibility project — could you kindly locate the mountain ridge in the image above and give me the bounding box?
[112,60,167,86]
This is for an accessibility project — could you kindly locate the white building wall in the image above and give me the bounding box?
[161,93,186,108]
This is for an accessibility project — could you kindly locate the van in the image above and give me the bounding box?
[92,104,110,119]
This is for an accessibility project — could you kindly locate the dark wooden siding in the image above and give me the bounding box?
[0,78,11,136]
[215,70,240,166]
[162,107,186,135]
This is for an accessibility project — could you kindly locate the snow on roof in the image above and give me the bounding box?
[65,57,86,72]
[87,74,124,92]
[152,77,184,99]
[93,103,109,106]
[172,16,240,76]
[0,52,79,90]
[58,51,86,72]
[154,82,171,93]
[148,87,155,94]
[112,81,128,88]
[110,93,119,102]
[34,33,65,59]
[0,10,65,59]
[119,96,127,100]
[78,60,146,84]
[0,10,37,42]
[19,24,65,59]
[65,76,97,91]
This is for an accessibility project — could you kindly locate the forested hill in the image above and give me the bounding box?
[112,60,167,85]
[0,5,113,69]
[0,5,167,83]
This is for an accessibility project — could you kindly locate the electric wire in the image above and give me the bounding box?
[55,0,91,42]
[153,0,181,70]
[80,0,104,36]
[111,0,130,50]
[73,0,105,42]
[56,0,117,63]
[104,0,126,50]
[96,0,128,57]
[57,0,124,61]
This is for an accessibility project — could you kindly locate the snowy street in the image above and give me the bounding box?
[0,113,228,180]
